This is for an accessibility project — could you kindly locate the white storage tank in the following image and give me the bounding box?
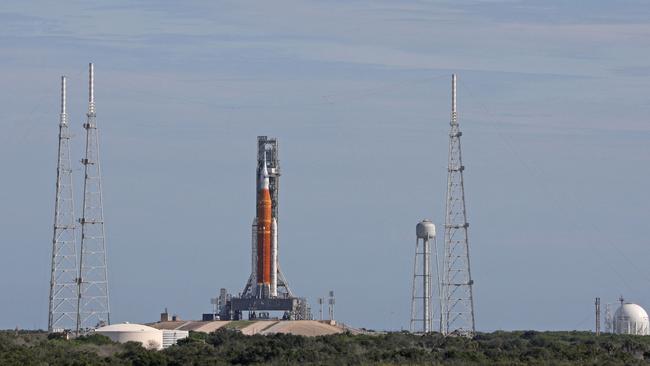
[95,322,164,350]
[613,301,650,336]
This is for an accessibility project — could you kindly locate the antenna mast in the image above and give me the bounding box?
[441,74,476,337]
[76,63,111,332]
[605,303,612,333]
[48,76,78,332]
[595,297,601,335]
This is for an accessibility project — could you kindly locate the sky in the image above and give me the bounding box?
[1,0,650,332]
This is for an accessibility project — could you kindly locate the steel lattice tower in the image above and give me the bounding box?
[48,76,79,332]
[441,74,476,337]
[76,63,110,332]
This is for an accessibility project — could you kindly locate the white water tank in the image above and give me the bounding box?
[95,323,164,350]
[416,219,436,239]
[613,303,650,335]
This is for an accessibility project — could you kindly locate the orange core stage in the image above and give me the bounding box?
[256,185,272,286]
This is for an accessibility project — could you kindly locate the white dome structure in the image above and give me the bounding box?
[95,323,163,350]
[613,302,650,336]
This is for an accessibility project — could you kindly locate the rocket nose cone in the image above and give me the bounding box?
[262,154,269,177]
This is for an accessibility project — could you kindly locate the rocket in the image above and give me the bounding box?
[255,157,277,298]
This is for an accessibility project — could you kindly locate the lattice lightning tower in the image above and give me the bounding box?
[441,74,476,337]
[48,76,79,332]
[76,63,111,332]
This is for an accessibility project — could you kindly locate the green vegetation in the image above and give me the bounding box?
[2,329,650,365]
[223,321,255,330]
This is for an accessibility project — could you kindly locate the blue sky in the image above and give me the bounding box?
[1,0,650,331]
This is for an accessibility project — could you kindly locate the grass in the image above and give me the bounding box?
[223,320,254,330]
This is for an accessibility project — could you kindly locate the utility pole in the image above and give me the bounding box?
[48,76,78,332]
[441,74,476,337]
[76,63,110,333]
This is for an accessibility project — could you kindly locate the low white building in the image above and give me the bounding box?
[95,323,164,350]
[94,322,190,350]
[613,302,650,336]
[162,329,189,348]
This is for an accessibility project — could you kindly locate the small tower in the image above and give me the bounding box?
[76,63,111,332]
[595,297,601,335]
[411,219,438,332]
[328,290,336,321]
[605,303,612,333]
[441,74,476,337]
[318,297,324,321]
[48,76,78,332]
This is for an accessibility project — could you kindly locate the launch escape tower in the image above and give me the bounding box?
[441,74,476,337]
[76,63,111,332]
[48,76,79,332]
[411,220,440,333]
[223,136,310,320]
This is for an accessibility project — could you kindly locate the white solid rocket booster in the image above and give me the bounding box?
[270,217,278,297]
[251,217,258,291]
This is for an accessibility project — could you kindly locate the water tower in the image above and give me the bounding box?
[411,219,440,332]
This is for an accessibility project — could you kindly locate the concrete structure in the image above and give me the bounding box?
[613,300,650,336]
[149,320,353,337]
[95,323,163,350]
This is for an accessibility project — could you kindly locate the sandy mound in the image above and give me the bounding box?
[193,321,231,333]
[240,321,278,335]
[260,320,344,337]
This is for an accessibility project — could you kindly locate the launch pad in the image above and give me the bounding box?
[215,136,311,321]
[225,297,310,321]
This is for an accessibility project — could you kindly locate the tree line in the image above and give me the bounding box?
[1,329,650,365]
